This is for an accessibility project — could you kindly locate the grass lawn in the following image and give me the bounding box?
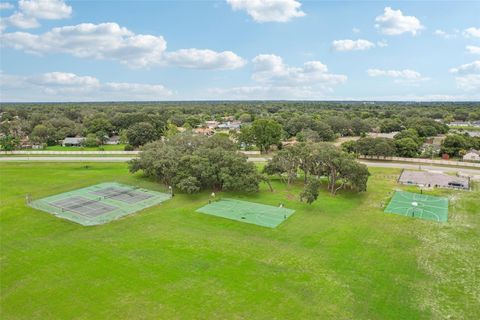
[42,144,127,151]
[449,126,480,131]
[1,163,479,319]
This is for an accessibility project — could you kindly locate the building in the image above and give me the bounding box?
[217,121,241,131]
[463,149,480,162]
[282,138,298,147]
[105,135,120,145]
[62,137,85,147]
[466,131,480,138]
[448,121,470,127]
[193,127,214,136]
[398,170,469,190]
[420,143,440,155]
[472,121,480,128]
[204,121,219,129]
[367,132,399,139]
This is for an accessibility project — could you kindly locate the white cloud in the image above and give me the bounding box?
[1,0,72,30]
[252,54,346,87]
[226,0,305,23]
[463,27,480,38]
[454,74,480,91]
[1,23,166,67]
[165,49,246,70]
[0,71,173,102]
[466,45,480,55]
[342,93,480,101]
[332,39,375,51]
[433,29,459,39]
[367,68,429,84]
[376,40,388,48]
[368,68,421,79]
[0,22,245,70]
[19,0,72,20]
[208,85,320,100]
[352,27,360,34]
[449,60,480,75]
[33,72,100,87]
[208,54,347,99]
[375,7,423,36]
[0,2,14,10]
[449,60,480,92]
[5,12,39,29]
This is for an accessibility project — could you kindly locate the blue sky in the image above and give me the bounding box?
[1,0,479,101]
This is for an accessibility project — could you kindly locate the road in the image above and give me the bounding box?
[0,156,133,162]
[1,156,479,176]
[358,161,480,176]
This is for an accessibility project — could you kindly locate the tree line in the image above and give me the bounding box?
[130,133,370,204]
[342,129,480,158]
[0,101,479,152]
[264,143,370,202]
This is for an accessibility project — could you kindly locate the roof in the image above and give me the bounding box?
[194,128,214,134]
[399,170,469,188]
[218,121,241,129]
[367,132,399,139]
[465,149,480,156]
[63,137,85,143]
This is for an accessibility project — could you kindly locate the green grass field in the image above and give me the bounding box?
[1,163,479,319]
[42,144,127,151]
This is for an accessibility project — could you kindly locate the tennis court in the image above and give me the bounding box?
[196,198,295,228]
[29,182,171,226]
[384,191,449,222]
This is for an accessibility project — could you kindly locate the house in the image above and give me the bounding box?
[19,137,32,149]
[217,121,241,131]
[448,121,470,127]
[472,121,480,128]
[398,170,469,190]
[421,135,443,154]
[463,149,480,162]
[282,138,298,147]
[204,121,219,129]
[62,137,85,147]
[194,127,214,136]
[105,135,120,145]
[420,143,440,154]
[466,131,480,138]
[222,116,235,121]
[367,132,399,139]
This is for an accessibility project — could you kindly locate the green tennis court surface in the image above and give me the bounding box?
[196,198,295,228]
[384,191,448,222]
[29,182,171,226]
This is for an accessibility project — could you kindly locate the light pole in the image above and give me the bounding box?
[411,202,418,218]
